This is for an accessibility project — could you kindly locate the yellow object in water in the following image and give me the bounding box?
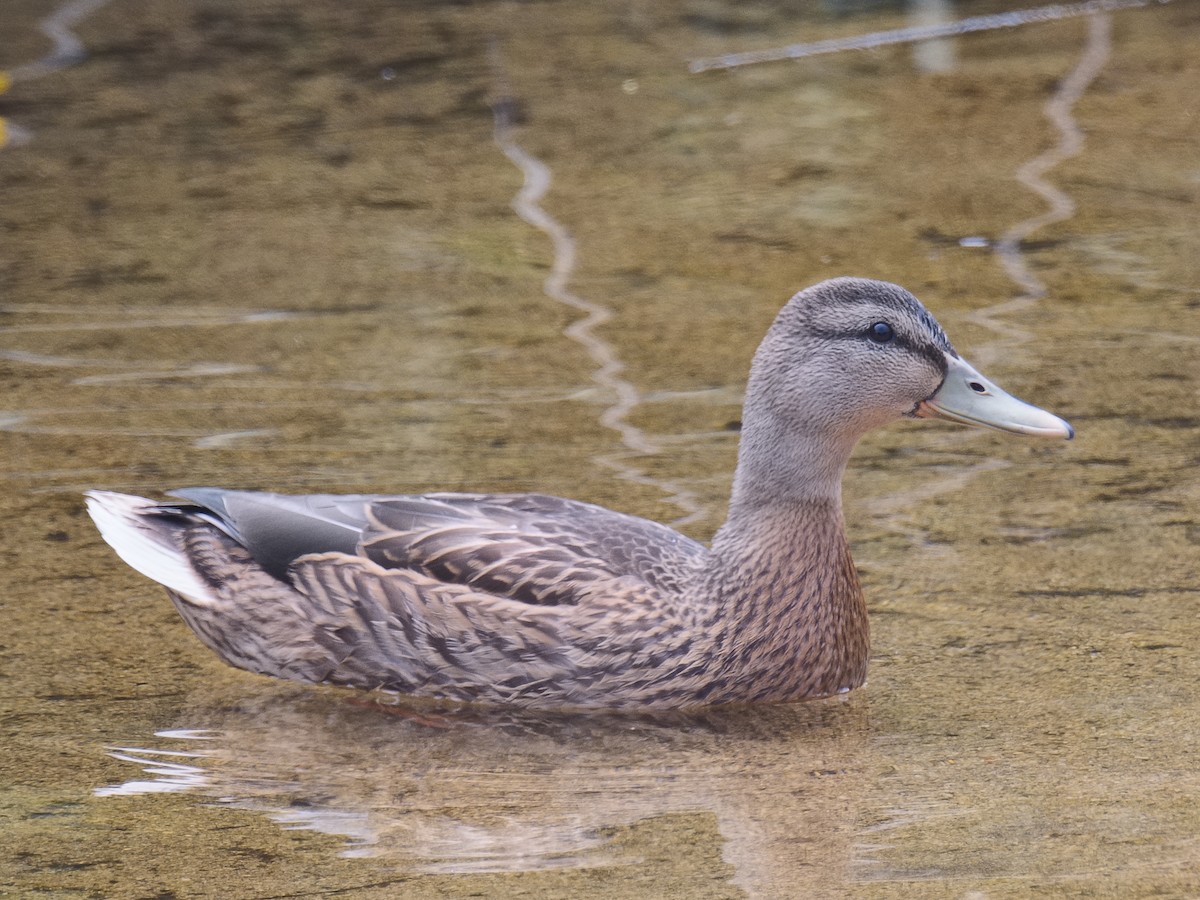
[0,71,11,149]
[0,71,10,149]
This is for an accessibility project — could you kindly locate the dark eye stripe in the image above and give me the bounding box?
[809,325,949,375]
[813,284,957,356]
[884,334,946,372]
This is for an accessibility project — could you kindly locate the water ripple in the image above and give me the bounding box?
[2,0,114,147]
[976,14,1113,362]
[489,47,705,526]
[865,17,1110,540]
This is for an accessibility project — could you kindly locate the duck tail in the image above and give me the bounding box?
[84,490,220,607]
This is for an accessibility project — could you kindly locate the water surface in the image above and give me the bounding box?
[2,0,1199,896]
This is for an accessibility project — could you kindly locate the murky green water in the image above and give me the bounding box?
[2,0,1198,896]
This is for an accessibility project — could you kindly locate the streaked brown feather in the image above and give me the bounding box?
[360,493,705,607]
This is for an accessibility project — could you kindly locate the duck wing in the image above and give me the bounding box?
[360,493,706,606]
[88,490,701,705]
[167,489,706,607]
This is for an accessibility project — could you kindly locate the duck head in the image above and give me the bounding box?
[731,278,1072,506]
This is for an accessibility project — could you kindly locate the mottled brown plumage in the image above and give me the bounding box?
[86,278,1073,709]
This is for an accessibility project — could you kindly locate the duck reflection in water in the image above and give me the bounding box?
[99,685,882,893]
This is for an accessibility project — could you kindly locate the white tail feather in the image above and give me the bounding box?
[85,490,218,606]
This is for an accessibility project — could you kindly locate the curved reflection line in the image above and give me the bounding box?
[489,46,705,526]
[970,13,1111,363]
[2,0,114,147]
[995,14,1113,299]
[94,745,215,798]
[864,17,1110,540]
[93,733,625,870]
[7,0,114,82]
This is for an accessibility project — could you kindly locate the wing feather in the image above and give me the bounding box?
[360,493,706,607]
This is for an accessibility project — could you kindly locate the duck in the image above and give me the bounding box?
[86,278,1073,709]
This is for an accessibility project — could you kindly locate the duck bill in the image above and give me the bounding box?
[916,354,1074,439]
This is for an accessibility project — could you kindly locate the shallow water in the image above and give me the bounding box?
[2,0,1199,896]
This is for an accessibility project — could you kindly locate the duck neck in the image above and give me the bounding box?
[729,403,859,509]
[703,416,870,701]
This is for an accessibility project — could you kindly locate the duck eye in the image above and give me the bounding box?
[867,322,895,344]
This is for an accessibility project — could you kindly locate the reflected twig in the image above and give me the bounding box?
[688,0,1162,73]
[488,41,706,526]
[863,17,1110,543]
[2,0,115,147]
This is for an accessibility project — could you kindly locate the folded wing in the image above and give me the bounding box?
[167,489,707,608]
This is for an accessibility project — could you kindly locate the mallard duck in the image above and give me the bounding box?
[86,278,1072,709]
